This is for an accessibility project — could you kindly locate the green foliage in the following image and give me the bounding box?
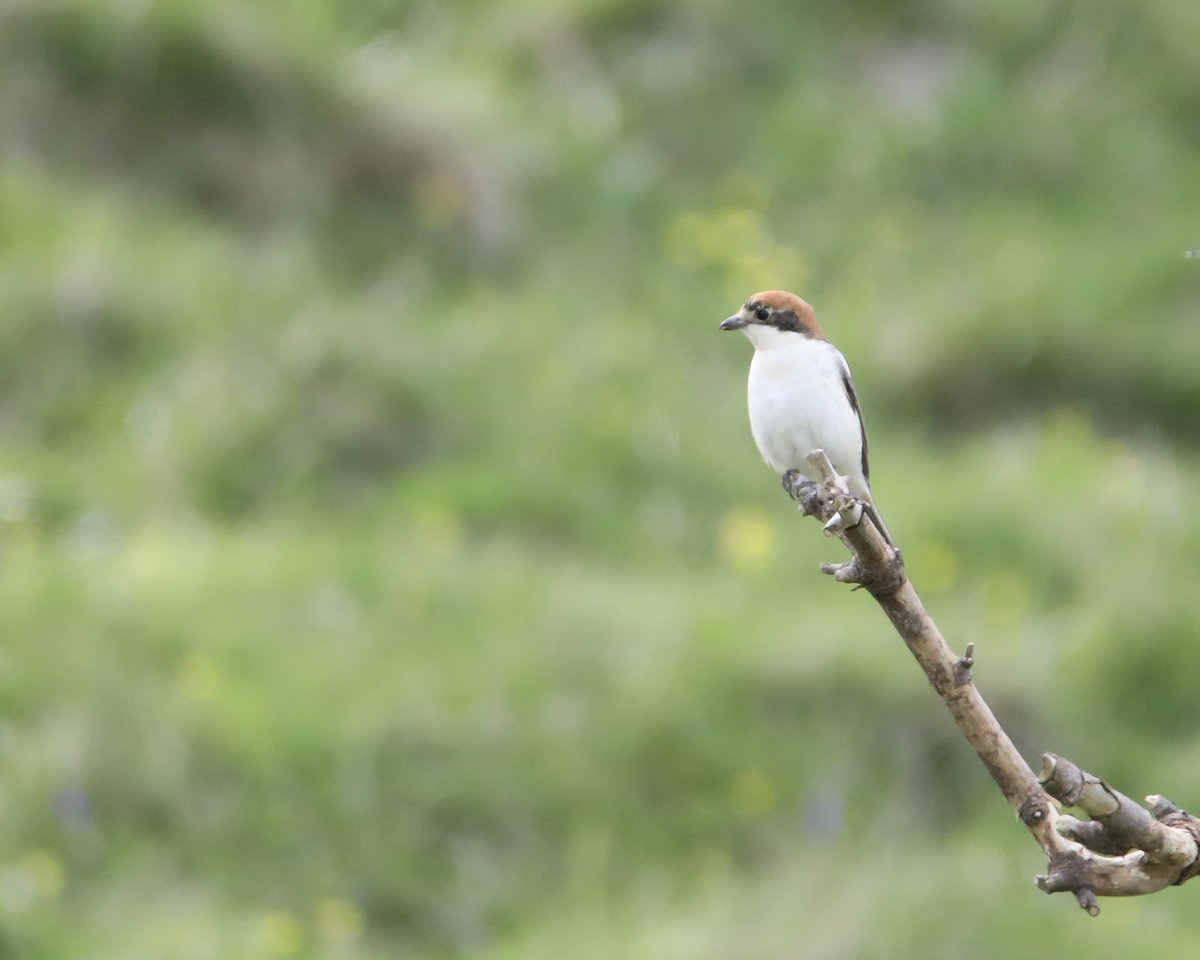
[1,0,1200,955]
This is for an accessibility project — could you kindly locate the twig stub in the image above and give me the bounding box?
[953,642,976,686]
[1019,790,1050,826]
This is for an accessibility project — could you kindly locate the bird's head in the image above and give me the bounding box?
[719,290,825,346]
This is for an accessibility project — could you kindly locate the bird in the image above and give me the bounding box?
[720,290,895,547]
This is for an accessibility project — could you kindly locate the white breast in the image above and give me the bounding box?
[744,330,868,497]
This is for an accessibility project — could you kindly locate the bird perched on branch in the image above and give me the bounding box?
[720,290,894,547]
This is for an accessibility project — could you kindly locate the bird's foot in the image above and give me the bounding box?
[782,468,820,499]
[781,470,820,516]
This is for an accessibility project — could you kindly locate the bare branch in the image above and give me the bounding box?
[793,449,1200,914]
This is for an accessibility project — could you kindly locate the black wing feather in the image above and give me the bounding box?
[840,370,870,484]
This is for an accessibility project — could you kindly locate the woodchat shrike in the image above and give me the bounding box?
[721,290,895,546]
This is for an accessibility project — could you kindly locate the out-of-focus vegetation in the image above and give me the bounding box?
[1,0,1199,955]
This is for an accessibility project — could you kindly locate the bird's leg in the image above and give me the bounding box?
[781,469,821,516]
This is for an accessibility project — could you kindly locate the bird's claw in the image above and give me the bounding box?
[781,469,816,499]
[781,470,821,516]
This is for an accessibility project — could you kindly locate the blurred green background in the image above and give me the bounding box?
[2,0,1200,955]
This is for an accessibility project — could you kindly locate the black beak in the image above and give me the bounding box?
[720,315,747,331]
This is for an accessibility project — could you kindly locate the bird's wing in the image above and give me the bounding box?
[835,349,896,547]
[835,351,870,484]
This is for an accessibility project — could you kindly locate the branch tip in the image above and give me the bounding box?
[1074,887,1100,916]
[804,449,839,485]
[1037,862,1100,915]
[819,558,865,585]
[1036,871,1062,893]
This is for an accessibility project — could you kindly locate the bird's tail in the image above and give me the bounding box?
[862,499,896,549]
[846,475,897,549]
